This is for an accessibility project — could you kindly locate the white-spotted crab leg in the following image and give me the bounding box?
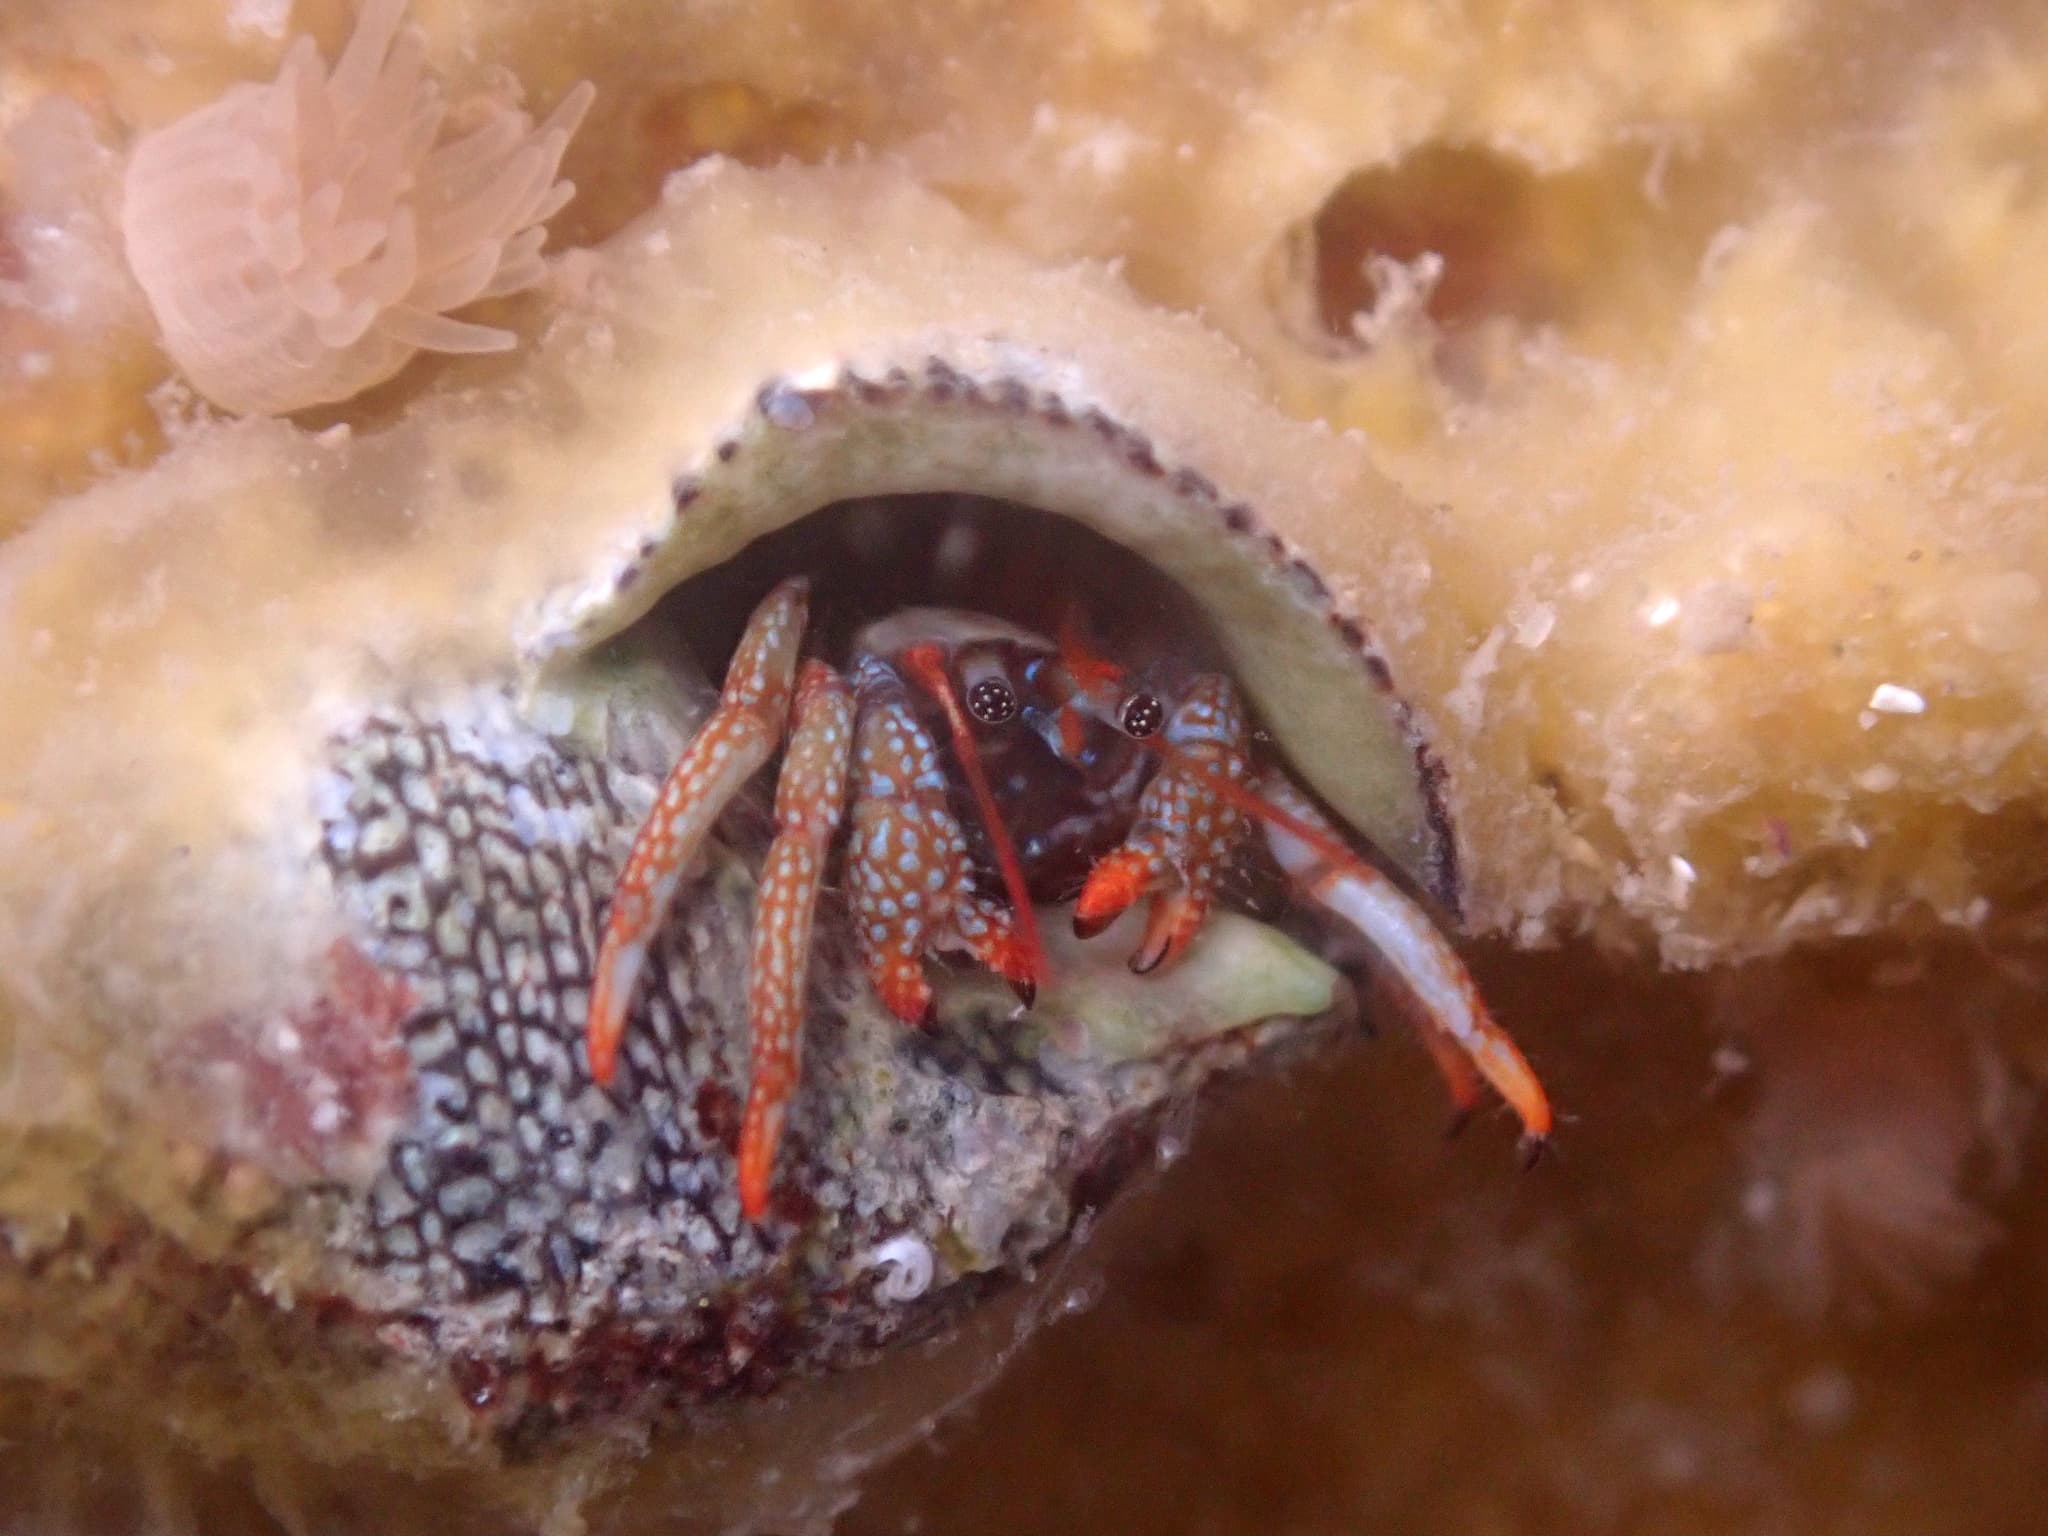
[1069,665,1552,1156]
[1072,676,1251,974]
[847,659,1041,1030]
[586,576,809,1085]
[1252,773,1554,1159]
[737,659,853,1221]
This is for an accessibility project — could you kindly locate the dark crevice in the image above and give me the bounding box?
[632,492,1231,692]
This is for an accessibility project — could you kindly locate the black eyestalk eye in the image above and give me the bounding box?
[1119,692,1165,738]
[967,675,1019,725]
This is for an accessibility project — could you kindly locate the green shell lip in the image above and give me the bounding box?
[934,905,1349,1068]
[524,350,1463,918]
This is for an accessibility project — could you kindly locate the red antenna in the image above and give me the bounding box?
[1052,607,1126,759]
[1195,768,1372,876]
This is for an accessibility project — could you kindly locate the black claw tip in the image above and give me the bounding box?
[1442,1105,1474,1141]
[1009,976,1038,1009]
[1127,946,1165,976]
[1072,912,1114,941]
[1517,1133,1551,1171]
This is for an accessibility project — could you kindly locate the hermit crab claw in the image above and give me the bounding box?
[1068,668,1554,1154]
[842,656,1045,1038]
[1071,676,1252,976]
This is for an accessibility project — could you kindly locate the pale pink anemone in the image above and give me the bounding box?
[120,0,593,416]
[1727,970,2025,1318]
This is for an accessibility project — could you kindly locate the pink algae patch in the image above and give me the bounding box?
[163,939,417,1183]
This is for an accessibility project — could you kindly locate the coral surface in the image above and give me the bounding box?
[1,0,2044,1531]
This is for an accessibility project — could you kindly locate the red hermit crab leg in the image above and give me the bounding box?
[896,643,1048,994]
[848,661,1041,1029]
[1066,655,1552,1154]
[737,660,853,1221]
[586,576,809,1085]
[1250,773,1555,1157]
[1072,676,1250,974]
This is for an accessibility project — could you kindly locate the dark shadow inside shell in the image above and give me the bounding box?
[657,493,1219,668]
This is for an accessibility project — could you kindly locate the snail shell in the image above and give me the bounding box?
[2,159,1459,1525]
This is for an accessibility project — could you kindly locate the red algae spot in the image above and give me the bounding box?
[766,1172,820,1231]
[450,1353,508,1412]
[694,1079,743,1152]
[0,204,25,285]
[163,939,419,1183]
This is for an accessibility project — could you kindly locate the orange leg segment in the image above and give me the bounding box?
[737,660,854,1221]
[897,643,1047,994]
[1071,663,1552,1158]
[846,670,1037,1034]
[952,892,1043,1004]
[1250,772,1554,1157]
[586,576,809,1086]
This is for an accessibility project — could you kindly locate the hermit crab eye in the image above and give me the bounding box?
[966,675,1019,725]
[1119,691,1165,738]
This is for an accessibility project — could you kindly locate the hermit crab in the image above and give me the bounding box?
[586,574,1551,1222]
[2,159,1553,1528]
